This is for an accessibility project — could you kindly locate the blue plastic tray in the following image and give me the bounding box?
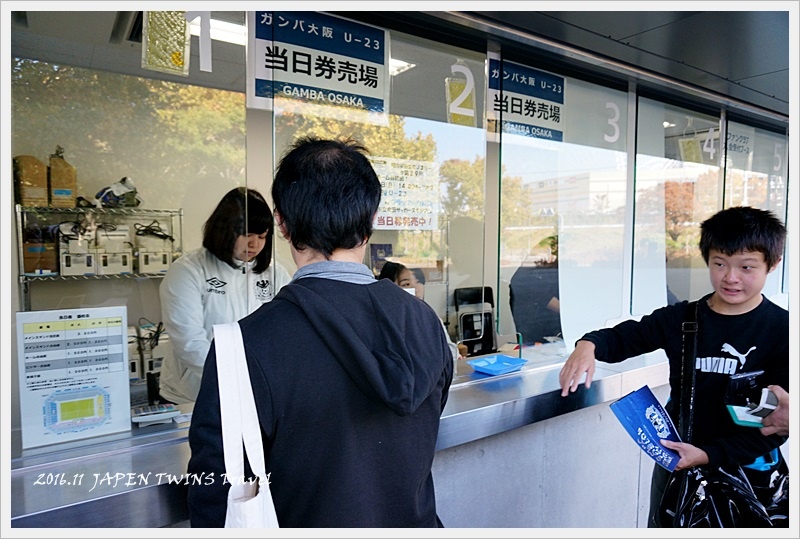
[467,354,527,375]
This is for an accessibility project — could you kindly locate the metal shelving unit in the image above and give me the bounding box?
[15,204,183,310]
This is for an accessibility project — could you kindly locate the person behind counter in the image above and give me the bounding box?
[558,206,788,528]
[378,261,462,361]
[188,137,454,527]
[158,187,291,404]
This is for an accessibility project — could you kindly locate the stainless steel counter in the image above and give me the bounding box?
[10,344,669,527]
[437,344,668,450]
[10,410,194,528]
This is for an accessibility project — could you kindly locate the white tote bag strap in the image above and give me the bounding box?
[214,323,267,483]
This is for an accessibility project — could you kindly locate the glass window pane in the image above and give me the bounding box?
[632,99,721,315]
[11,10,248,450]
[724,121,789,300]
[12,58,250,312]
[497,70,629,350]
[272,27,488,343]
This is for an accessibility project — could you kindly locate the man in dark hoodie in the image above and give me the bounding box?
[187,137,454,527]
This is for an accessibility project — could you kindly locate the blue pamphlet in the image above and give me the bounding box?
[609,385,682,471]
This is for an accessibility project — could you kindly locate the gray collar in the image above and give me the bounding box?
[292,260,376,284]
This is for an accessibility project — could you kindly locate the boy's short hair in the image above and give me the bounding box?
[272,136,381,258]
[203,187,274,273]
[699,206,786,268]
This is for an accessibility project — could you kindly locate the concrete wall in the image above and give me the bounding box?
[432,384,669,528]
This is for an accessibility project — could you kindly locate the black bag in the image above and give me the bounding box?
[745,449,790,527]
[659,465,772,527]
[762,461,789,526]
[655,301,773,528]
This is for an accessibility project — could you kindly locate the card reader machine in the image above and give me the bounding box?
[454,287,497,357]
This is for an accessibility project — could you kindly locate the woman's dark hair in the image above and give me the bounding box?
[699,206,786,268]
[202,187,273,273]
[411,267,426,285]
[272,136,381,258]
[378,261,406,282]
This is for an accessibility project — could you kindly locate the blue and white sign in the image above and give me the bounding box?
[247,11,389,113]
[487,52,565,142]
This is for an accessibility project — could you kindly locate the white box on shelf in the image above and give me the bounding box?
[138,251,172,273]
[59,250,97,276]
[128,326,142,381]
[96,250,133,275]
[96,225,132,253]
[58,231,93,255]
[136,234,173,252]
[142,332,173,374]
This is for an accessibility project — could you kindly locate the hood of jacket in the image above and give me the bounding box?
[276,278,448,416]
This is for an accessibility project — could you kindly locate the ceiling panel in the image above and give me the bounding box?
[24,11,120,45]
[471,10,789,117]
[496,11,700,41]
[10,10,790,118]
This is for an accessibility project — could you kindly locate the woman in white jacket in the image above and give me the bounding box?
[158,187,292,403]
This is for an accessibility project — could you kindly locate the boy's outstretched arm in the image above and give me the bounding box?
[559,340,597,397]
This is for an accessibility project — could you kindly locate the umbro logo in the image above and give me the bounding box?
[206,277,226,288]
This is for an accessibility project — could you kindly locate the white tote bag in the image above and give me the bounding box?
[213,322,280,528]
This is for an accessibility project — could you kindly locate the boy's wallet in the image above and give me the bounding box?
[724,370,777,418]
[746,387,778,418]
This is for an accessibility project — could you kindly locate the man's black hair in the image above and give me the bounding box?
[272,136,381,258]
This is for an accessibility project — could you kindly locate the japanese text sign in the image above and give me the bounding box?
[371,157,439,231]
[487,52,566,142]
[247,11,389,114]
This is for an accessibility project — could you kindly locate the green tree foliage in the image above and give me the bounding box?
[11,58,246,208]
[12,58,166,181]
[274,102,436,160]
[439,157,485,220]
[12,58,540,268]
[151,81,247,182]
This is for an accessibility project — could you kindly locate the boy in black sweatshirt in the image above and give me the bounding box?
[558,206,788,527]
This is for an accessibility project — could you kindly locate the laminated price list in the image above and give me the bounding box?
[17,306,131,449]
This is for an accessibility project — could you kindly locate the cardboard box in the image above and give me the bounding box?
[49,155,77,208]
[13,156,49,207]
[22,242,58,275]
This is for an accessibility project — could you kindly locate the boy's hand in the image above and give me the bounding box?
[760,385,789,437]
[660,440,709,471]
[559,340,596,396]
